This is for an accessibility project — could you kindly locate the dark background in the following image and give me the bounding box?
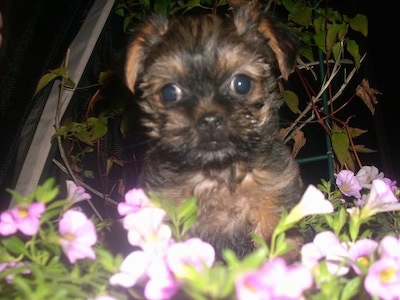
[0,1,396,212]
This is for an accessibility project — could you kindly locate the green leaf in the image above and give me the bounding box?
[98,70,115,85]
[283,90,301,114]
[90,117,108,141]
[5,188,31,205]
[63,77,76,89]
[281,0,296,12]
[289,3,312,27]
[340,276,362,300]
[34,67,68,96]
[313,16,325,33]
[75,129,93,146]
[346,39,361,69]
[177,197,197,218]
[313,31,327,53]
[326,23,341,51]
[1,236,29,256]
[348,14,368,37]
[332,130,355,171]
[35,178,59,203]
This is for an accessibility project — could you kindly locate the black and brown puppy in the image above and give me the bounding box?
[124,3,303,260]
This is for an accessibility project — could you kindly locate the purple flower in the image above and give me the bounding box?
[66,180,91,204]
[118,188,153,216]
[356,166,384,189]
[58,210,97,263]
[0,261,31,283]
[109,250,151,288]
[347,239,378,274]
[382,177,399,193]
[335,170,363,198]
[301,231,349,275]
[235,257,313,300]
[123,207,172,256]
[166,238,215,279]
[0,202,45,236]
[364,257,400,300]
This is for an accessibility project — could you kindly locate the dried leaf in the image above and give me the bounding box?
[292,129,306,157]
[105,156,125,176]
[279,128,306,157]
[356,79,382,115]
[117,179,126,197]
[347,127,368,139]
[351,145,378,153]
[279,127,289,139]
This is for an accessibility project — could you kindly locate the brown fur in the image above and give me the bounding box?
[124,3,303,261]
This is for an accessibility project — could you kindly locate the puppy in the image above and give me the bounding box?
[124,3,303,261]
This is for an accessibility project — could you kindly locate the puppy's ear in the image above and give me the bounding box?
[125,16,169,93]
[234,4,299,80]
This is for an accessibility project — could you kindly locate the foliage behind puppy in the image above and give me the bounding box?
[124,3,303,260]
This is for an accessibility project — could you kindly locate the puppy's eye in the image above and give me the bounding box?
[161,83,182,103]
[230,74,253,95]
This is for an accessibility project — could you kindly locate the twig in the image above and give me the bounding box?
[53,49,104,221]
[283,52,366,142]
[52,159,118,207]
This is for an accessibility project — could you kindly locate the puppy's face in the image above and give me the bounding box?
[125,5,298,168]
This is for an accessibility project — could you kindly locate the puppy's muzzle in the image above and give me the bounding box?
[196,112,227,148]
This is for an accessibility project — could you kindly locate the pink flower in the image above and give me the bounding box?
[145,257,180,300]
[347,239,378,274]
[66,180,91,204]
[379,236,400,260]
[364,179,400,214]
[335,170,363,198]
[109,250,151,288]
[301,231,349,275]
[356,166,384,189]
[364,257,400,300]
[118,188,153,216]
[166,238,215,279]
[123,207,172,256]
[235,257,313,300]
[58,210,97,263]
[0,202,45,236]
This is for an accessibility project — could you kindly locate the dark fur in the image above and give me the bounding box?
[125,4,303,261]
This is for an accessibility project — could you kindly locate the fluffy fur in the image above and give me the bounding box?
[124,3,303,260]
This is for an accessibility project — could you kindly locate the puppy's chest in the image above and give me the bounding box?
[164,168,281,217]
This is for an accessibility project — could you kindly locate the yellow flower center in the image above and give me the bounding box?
[342,183,350,192]
[64,232,76,242]
[379,268,396,283]
[18,207,28,218]
[146,232,159,243]
[244,279,257,293]
[357,256,370,267]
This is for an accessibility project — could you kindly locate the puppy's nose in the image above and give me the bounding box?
[197,113,225,133]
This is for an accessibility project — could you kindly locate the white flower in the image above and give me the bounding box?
[301,231,350,276]
[285,185,334,225]
[356,166,384,189]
